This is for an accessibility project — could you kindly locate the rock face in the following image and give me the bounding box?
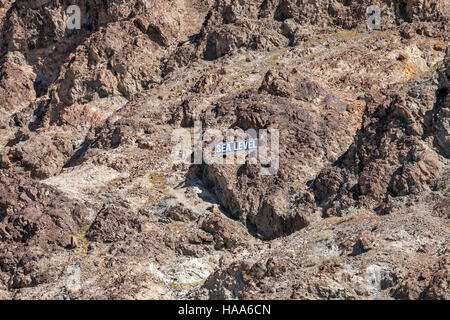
[0,0,448,300]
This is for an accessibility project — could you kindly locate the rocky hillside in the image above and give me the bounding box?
[0,0,448,299]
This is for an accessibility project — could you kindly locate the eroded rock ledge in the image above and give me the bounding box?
[0,0,448,300]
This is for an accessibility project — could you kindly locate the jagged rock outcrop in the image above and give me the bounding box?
[0,0,448,300]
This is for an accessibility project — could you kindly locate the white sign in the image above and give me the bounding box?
[215,139,258,155]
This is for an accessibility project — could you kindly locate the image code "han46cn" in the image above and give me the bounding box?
[222,304,271,316]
